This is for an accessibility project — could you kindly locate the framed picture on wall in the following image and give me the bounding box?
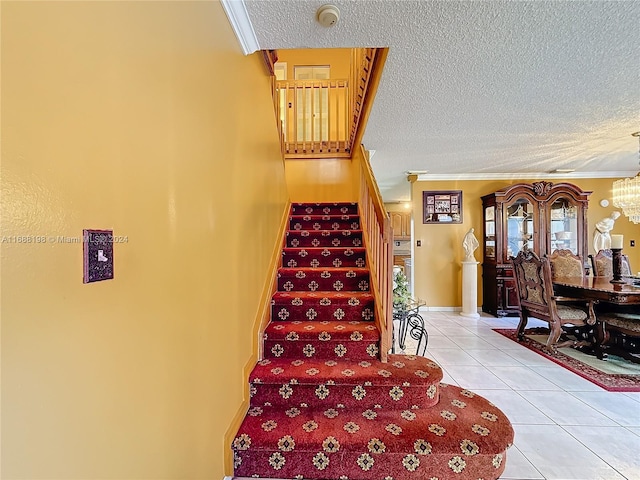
[423,190,463,224]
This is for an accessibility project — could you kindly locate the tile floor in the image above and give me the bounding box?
[406,311,640,480]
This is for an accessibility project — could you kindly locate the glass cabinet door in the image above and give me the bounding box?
[506,198,534,261]
[549,197,578,254]
[484,206,496,258]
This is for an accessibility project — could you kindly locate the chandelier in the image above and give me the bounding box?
[612,131,640,224]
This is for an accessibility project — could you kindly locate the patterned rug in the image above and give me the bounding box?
[493,328,640,392]
[232,203,515,479]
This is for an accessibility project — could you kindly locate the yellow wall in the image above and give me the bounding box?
[410,178,640,309]
[285,158,358,202]
[276,48,352,80]
[1,2,288,479]
[385,202,413,214]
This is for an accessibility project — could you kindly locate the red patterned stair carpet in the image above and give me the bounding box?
[232,203,514,480]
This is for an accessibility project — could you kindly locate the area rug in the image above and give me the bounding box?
[493,328,640,392]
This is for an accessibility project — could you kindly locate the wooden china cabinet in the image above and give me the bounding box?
[481,181,591,316]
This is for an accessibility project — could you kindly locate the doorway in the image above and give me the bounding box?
[294,66,330,142]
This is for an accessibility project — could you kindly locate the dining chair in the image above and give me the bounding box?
[547,249,586,278]
[587,249,638,363]
[511,250,596,354]
[589,249,632,277]
[596,308,640,364]
[547,249,598,349]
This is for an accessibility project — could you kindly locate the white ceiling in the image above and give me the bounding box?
[228,0,640,202]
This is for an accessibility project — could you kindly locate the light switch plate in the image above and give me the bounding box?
[83,229,114,283]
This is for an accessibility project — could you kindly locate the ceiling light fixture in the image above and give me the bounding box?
[612,132,640,224]
[551,168,575,174]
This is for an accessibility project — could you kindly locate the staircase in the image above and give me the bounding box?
[232,203,514,480]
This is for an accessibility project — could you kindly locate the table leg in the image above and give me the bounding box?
[398,314,409,351]
[594,320,609,360]
[406,312,429,356]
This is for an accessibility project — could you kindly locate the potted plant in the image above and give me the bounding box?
[392,266,411,312]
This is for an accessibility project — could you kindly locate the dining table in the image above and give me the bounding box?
[553,275,640,361]
[553,275,640,306]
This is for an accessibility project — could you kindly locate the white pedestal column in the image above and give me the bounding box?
[460,261,480,318]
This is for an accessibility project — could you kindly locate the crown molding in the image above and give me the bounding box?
[220,0,260,55]
[416,171,637,181]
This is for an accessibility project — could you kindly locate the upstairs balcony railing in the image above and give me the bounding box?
[275,78,351,157]
[272,48,380,158]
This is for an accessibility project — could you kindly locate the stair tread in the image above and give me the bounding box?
[250,354,442,387]
[291,218,359,225]
[265,320,380,334]
[285,230,364,247]
[279,267,369,273]
[272,291,373,300]
[292,202,357,206]
[290,214,360,220]
[286,230,363,235]
[265,320,377,338]
[282,247,366,253]
[234,383,513,454]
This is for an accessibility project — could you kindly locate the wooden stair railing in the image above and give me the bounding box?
[357,145,393,362]
[349,48,375,150]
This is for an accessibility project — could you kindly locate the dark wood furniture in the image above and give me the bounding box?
[547,250,598,345]
[597,309,640,363]
[553,276,640,362]
[482,181,591,316]
[511,250,595,354]
[552,276,640,306]
[589,249,633,277]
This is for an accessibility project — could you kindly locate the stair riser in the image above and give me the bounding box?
[265,318,378,335]
[278,272,370,293]
[291,203,358,215]
[282,249,367,268]
[263,341,380,361]
[234,450,507,480]
[290,217,360,231]
[286,232,363,248]
[271,304,375,323]
[249,383,440,410]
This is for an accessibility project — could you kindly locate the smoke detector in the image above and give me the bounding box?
[317,5,340,27]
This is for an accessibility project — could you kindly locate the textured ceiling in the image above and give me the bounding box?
[240,0,640,201]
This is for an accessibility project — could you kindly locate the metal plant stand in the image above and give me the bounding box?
[392,299,428,356]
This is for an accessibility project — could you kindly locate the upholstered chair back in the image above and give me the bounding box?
[589,249,632,277]
[548,249,584,279]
